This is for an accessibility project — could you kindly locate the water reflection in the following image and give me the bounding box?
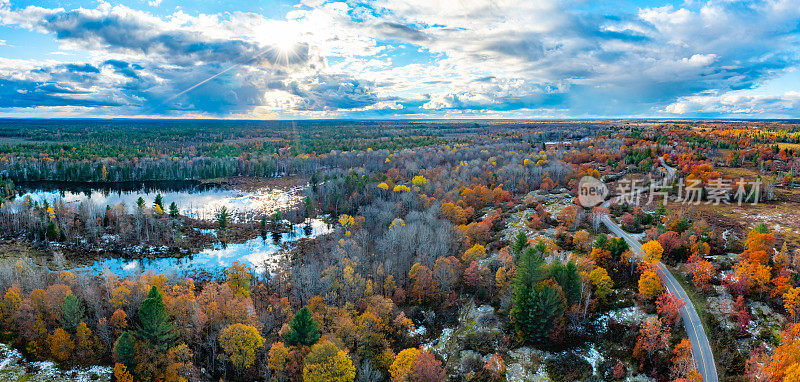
[82,219,331,276]
[16,184,304,221]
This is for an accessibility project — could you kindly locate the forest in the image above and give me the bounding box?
[0,119,799,382]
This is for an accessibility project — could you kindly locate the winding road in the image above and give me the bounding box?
[600,159,718,382]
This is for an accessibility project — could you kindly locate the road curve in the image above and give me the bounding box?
[601,215,718,381]
[598,157,717,382]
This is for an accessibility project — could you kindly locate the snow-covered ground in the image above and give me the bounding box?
[0,343,112,382]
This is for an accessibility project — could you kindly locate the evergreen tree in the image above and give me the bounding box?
[218,206,229,231]
[168,202,179,218]
[61,294,85,332]
[283,307,320,346]
[46,220,59,241]
[511,244,566,343]
[136,286,177,350]
[153,194,163,210]
[549,260,581,306]
[113,331,136,368]
[512,231,529,255]
[136,197,145,209]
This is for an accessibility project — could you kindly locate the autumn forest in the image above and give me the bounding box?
[0,119,799,382]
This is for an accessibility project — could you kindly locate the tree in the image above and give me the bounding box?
[283,307,320,346]
[168,202,179,218]
[638,269,664,300]
[225,261,252,297]
[513,279,566,343]
[512,231,529,255]
[219,323,265,370]
[302,340,356,382]
[1,285,22,330]
[114,331,136,367]
[48,327,74,363]
[784,287,800,323]
[114,363,134,382]
[390,348,421,382]
[136,286,177,350]
[61,294,84,332]
[412,350,446,382]
[671,339,697,380]
[573,230,590,252]
[409,263,439,305]
[110,308,128,336]
[154,194,163,210]
[636,316,669,360]
[549,260,582,306]
[463,261,489,294]
[764,323,800,381]
[641,241,664,264]
[588,267,613,302]
[657,231,683,260]
[511,244,567,343]
[462,244,487,264]
[483,353,505,380]
[267,342,289,377]
[74,322,95,365]
[687,255,715,290]
[218,206,229,231]
[656,293,685,327]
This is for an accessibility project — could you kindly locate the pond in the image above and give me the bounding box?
[14,181,304,220]
[8,181,332,277]
[74,218,332,276]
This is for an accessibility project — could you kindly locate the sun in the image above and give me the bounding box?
[253,22,301,66]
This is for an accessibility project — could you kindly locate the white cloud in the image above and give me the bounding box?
[666,91,800,117]
[0,0,798,117]
[681,54,717,66]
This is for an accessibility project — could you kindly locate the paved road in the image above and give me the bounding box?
[599,159,718,381]
[601,215,718,381]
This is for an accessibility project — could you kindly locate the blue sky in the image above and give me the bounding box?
[0,0,798,119]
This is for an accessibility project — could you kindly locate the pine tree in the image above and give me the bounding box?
[153,194,163,210]
[512,231,529,255]
[168,202,179,218]
[136,286,177,350]
[218,206,229,231]
[61,294,85,332]
[549,260,581,306]
[283,307,320,346]
[113,331,136,368]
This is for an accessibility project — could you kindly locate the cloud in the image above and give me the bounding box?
[287,73,379,110]
[0,0,798,117]
[0,78,119,108]
[665,91,800,117]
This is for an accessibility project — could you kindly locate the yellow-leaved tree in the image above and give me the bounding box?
[784,286,800,323]
[302,340,356,382]
[589,267,614,302]
[641,241,664,264]
[638,268,664,300]
[219,323,265,370]
[462,244,487,264]
[390,348,421,382]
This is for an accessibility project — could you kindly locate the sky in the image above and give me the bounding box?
[0,0,799,119]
